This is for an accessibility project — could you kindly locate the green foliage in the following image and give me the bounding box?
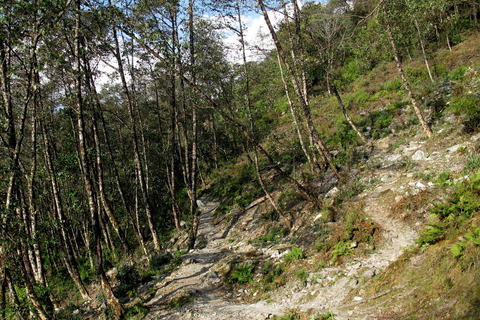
[420,170,480,247]
[270,309,336,320]
[284,246,305,263]
[345,88,370,109]
[365,109,393,139]
[340,59,361,86]
[295,267,308,282]
[312,311,336,320]
[436,170,452,187]
[448,93,480,132]
[114,265,141,298]
[465,152,480,172]
[450,66,468,81]
[417,222,445,245]
[450,227,480,258]
[385,77,403,91]
[271,309,303,320]
[334,181,366,204]
[125,301,149,319]
[263,262,284,284]
[169,291,194,309]
[254,227,287,245]
[228,263,254,285]
[331,241,353,262]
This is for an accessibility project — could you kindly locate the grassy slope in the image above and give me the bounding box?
[203,30,480,319]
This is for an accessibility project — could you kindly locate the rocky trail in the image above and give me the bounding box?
[138,131,480,320]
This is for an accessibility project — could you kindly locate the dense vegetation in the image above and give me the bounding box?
[0,0,479,318]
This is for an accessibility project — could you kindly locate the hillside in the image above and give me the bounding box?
[1,1,480,319]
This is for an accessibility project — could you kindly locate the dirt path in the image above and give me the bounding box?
[143,192,417,320]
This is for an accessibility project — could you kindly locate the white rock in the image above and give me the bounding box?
[415,182,426,189]
[353,296,363,301]
[314,214,323,222]
[325,187,339,198]
[386,154,402,162]
[412,150,428,161]
[447,144,462,153]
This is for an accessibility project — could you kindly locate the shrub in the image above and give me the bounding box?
[125,301,149,319]
[263,262,284,284]
[385,76,402,91]
[114,265,141,298]
[284,246,305,262]
[465,152,480,172]
[450,65,468,81]
[295,267,308,282]
[228,263,254,284]
[417,222,445,245]
[331,241,353,262]
[451,227,480,258]
[448,94,480,132]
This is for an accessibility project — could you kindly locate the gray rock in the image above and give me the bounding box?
[447,144,462,153]
[325,187,339,198]
[203,271,221,284]
[362,269,376,279]
[412,150,428,161]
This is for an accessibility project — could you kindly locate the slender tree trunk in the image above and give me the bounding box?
[276,47,315,171]
[412,15,434,82]
[237,1,293,228]
[41,120,90,300]
[331,84,368,144]
[5,269,25,320]
[112,26,160,253]
[382,1,433,138]
[73,3,124,317]
[98,109,146,255]
[280,1,319,171]
[258,0,339,178]
[188,0,199,250]
[18,246,50,320]
[169,6,181,230]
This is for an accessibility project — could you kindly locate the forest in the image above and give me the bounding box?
[1,0,479,318]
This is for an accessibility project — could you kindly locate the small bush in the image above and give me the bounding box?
[465,152,480,172]
[417,222,445,245]
[450,65,468,81]
[448,94,480,132]
[125,301,149,319]
[263,262,284,284]
[295,267,308,282]
[385,77,402,91]
[114,265,141,298]
[284,246,305,262]
[331,241,353,262]
[228,263,254,284]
